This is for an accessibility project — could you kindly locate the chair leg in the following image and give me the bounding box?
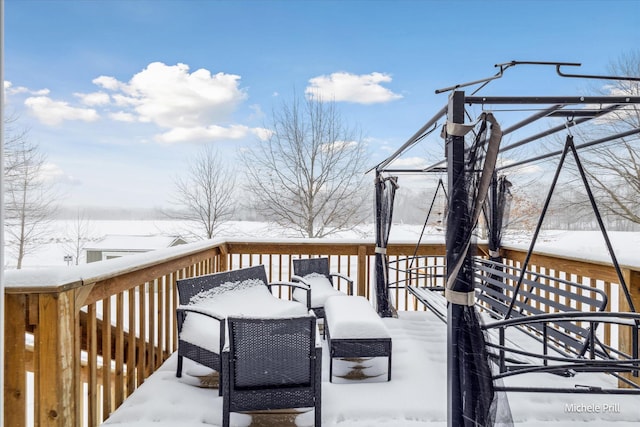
[315,405,321,427]
[329,356,333,383]
[315,382,322,426]
[176,355,183,378]
[222,407,230,427]
[222,365,230,427]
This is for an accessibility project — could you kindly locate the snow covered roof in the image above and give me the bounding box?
[85,234,186,252]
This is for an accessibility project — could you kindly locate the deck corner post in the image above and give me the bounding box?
[34,289,78,426]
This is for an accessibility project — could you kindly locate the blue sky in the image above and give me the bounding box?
[3,0,640,211]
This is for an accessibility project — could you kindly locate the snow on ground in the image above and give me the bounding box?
[6,219,640,270]
[102,311,640,426]
[502,229,640,268]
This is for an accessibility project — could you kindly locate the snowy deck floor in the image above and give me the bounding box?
[101,311,640,427]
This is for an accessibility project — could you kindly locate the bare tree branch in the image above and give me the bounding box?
[166,145,236,239]
[59,209,94,265]
[562,50,640,229]
[3,122,59,269]
[241,95,370,238]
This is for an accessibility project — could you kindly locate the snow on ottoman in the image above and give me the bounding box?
[324,295,392,382]
[292,272,346,316]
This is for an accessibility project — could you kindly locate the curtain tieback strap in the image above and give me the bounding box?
[445,289,475,306]
[488,249,500,258]
[375,247,387,254]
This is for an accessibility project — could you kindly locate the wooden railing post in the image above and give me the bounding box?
[33,289,78,426]
[219,244,229,272]
[357,245,367,297]
[619,268,640,388]
[4,294,28,427]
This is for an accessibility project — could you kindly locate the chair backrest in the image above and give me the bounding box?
[176,265,269,305]
[292,257,331,283]
[227,316,316,389]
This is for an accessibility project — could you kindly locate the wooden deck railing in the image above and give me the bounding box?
[3,238,640,426]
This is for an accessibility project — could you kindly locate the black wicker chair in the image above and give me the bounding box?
[222,316,322,427]
[292,257,353,320]
[175,265,310,396]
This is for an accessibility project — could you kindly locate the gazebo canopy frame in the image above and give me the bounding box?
[371,61,640,427]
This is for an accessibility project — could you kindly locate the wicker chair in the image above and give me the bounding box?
[292,257,353,320]
[222,316,322,427]
[175,265,310,396]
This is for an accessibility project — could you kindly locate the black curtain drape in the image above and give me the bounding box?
[487,174,512,263]
[445,106,511,427]
[374,172,398,318]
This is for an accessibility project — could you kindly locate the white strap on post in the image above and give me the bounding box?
[444,114,485,137]
[488,249,500,258]
[375,247,387,254]
[445,289,475,306]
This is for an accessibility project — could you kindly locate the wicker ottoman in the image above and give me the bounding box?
[324,295,392,382]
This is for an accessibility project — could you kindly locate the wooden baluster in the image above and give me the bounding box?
[102,296,112,420]
[88,303,98,426]
[127,288,136,398]
[4,294,27,427]
[114,293,125,409]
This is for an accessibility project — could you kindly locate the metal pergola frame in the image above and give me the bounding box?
[371,62,640,427]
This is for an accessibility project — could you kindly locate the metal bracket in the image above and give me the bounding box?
[435,60,640,94]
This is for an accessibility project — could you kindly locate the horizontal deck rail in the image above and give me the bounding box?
[3,238,640,426]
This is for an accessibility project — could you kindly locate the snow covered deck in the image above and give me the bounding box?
[102,311,640,427]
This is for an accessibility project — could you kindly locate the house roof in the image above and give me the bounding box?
[84,235,186,252]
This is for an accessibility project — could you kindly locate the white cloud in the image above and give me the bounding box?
[40,162,81,185]
[112,93,138,107]
[12,62,253,143]
[4,82,50,96]
[98,62,248,129]
[93,75,123,91]
[75,91,110,106]
[24,96,99,125]
[389,156,429,169]
[109,111,136,122]
[155,124,254,144]
[250,127,272,141]
[306,72,403,104]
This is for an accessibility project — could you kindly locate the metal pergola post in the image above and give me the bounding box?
[446,91,471,427]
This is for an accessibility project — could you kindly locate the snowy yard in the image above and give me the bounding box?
[101,311,640,427]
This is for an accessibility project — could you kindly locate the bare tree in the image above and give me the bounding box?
[573,50,640,228]
[241,95,370,238]
[4,125,59,269]
[168,145,235,239]
[60,209,94,265]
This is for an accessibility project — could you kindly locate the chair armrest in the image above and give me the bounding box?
[330,272,354,295]
[176,306,226,354]
[291,275,311,286]
[176,306,225,323]
[270,280,311,310]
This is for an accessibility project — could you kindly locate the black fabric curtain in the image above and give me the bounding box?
[487,174,512,263]
[445,110,512,427]
[374,172,398,318]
